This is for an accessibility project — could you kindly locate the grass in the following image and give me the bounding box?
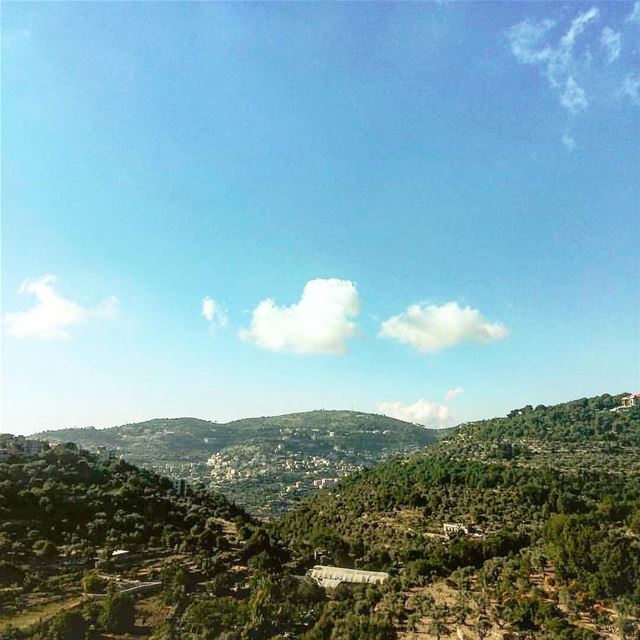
[0,595,85,632]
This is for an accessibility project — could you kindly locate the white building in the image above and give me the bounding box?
[443,522,469,537]
[307,565,389,589]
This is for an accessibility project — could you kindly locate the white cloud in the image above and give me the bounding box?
[560,77,588,113]
[507,18,557,68]
[380,301,508,353]
[561,132,576,151]
[560,7,599,51]
[627,2,640,23]
[507,7,598,111]
[201,296,228,329]
[3,275,118,340]
[601,27,621,64]
[445,387,464,401]
[377,399,451,428]
[622,74,640,106]
[239,278,360,354]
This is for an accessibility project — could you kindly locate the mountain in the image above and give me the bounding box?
[34,410,447,517]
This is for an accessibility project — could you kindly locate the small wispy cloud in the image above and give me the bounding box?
[560,77,588,114]
[627,1,640,23]
[3,275,118,340]
[601,27,621,64]
[445,387,464,401]
[201,296,228,331]
[240,278,360,354]
[506,7,599,120]
[560,7,600,51]
[379,301,508,353]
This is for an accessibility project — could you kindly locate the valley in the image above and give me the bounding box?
[35,410,445,517]
[1,393,638,639]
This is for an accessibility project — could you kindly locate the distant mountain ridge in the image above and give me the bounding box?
[34,410,449,516]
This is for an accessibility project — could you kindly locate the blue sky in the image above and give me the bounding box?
[2,2,639,434]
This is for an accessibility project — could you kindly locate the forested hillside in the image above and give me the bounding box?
[34,411,445,516]
[435,393,640,475]
[0,442,321,639]
[3,394,639,640]
[276,393,640,638]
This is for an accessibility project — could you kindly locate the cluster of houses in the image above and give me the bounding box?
[0,435,49,461]
[0,435,121,464]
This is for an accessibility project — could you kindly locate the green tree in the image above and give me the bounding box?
[99,592,135,634]
[32,539,57,561]
[81,571,107,594]
[46,610,88,640]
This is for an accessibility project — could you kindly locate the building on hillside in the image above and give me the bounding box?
[307,565,389,589]
[109,549,139,565]
[0,436,48,457]
[25,439,48,455]
[443,522,469,538]
[313,477,336,489]
[173,478,190,497]
[610,393,640,412]
[97,446,116,462]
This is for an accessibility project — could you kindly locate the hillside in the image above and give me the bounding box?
[0,439,256,638]
[276,393,640,639]
[3,394,639,640]
[2,439,362,640]
[34,410,446,516]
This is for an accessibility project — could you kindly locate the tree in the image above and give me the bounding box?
[161,563,189,604]
[0,561,24,586]
[99,592,135,634]
[81,571,107,594]
[46,610,88,640]
[32,539,57,561]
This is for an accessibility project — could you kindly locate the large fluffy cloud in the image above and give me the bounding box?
[239,278,360,354]
[380,301,508,353]
[377,399,451,428]
[3,275,118,339]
